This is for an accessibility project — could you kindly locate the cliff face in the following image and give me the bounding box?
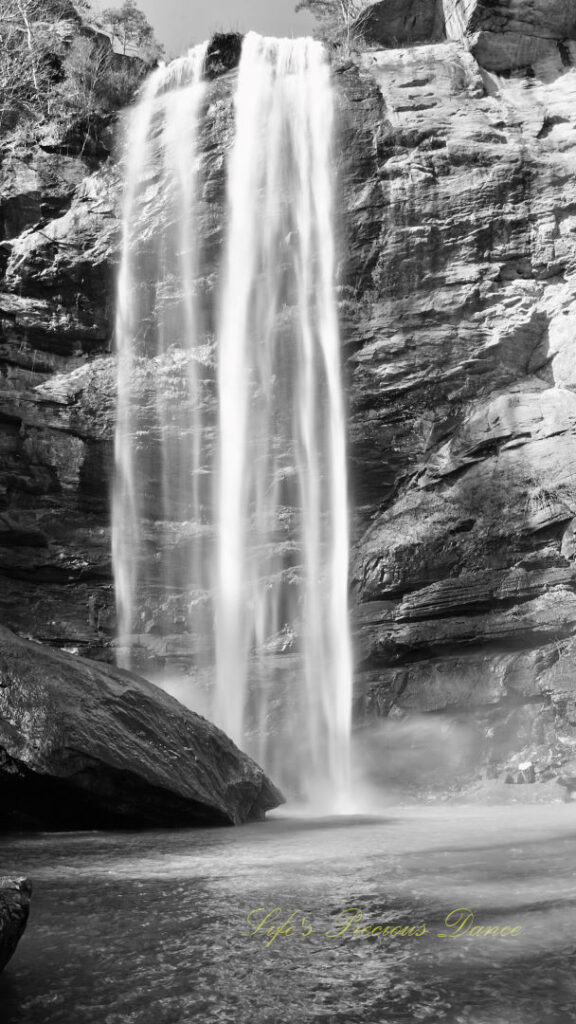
[0,6,145,654]
[2,2,576,780]
[347,0,576,776]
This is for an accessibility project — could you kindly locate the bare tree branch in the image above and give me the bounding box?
[15,0,39,92]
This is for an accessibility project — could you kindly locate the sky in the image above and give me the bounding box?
[92,0,317,56]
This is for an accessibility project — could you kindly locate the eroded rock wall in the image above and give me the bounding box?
[346,21,576,776]
[361,0,576,73]
[2,14,576,779]
[0,50,233,659]
[443,0,576,72]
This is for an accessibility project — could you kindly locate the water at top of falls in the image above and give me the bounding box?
[112,33,354,811]
[215,32,354,809]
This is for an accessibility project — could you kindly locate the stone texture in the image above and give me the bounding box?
[0,878,31,973]
[3,15,576,783]
[0,626,283,828]
[444,0,576,40]
[358,1,576,73]
[0,148,87,241]
[357,0,444,47]
[444,0,576,72]
[354,635,576,784]
[0,61,235,657]
[343,37,576,775]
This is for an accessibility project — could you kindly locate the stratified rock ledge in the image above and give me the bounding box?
[0,878,31,973]
[0,626,284,829]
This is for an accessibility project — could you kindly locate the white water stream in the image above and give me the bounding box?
[113,34,352,806]
[113,43,210,671]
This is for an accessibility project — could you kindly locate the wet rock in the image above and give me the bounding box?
[355,634,576,780]
[205,33,243,78]
[0,626,283,829]
[0,878,31,973]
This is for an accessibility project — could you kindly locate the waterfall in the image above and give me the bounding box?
[113,33,353,807]
[112,44,210,680]
[215,33,353,805]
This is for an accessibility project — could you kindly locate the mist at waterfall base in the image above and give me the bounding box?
[351,716,483,805]
[112,33,354,811]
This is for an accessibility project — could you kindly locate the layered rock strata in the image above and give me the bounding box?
[2,8,576,780]
[345,2,576,776]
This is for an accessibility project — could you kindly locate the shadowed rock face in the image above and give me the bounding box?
[358,0,445,48]
[205,32,243,78]
[0,878,31,973]
[0,627,283,828]
[0,62,235,660]
[2,15,576,780]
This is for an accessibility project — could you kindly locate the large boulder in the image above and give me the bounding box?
[0,878,31,973]
[443,0,576,72]
[355,0,444,47]
[0,626,283,828]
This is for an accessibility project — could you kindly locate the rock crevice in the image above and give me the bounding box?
[1,13,576,780]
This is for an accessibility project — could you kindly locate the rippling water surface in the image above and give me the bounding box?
[2,806,576,1023]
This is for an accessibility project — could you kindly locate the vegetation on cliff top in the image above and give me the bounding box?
[295,0,371,52]
[0,0,161,148]
[101,0,160,58]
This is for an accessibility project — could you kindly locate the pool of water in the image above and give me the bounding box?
[1,805,576,1023]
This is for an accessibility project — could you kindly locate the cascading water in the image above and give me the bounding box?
[215,33,353,805]
[113,33,353,807]
[112,43,211,681]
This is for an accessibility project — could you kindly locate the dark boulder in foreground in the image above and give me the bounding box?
[0,627,283,829]
[0,878,31,973]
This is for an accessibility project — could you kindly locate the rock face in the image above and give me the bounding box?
[343,8,576,778]
[0,626,283,828]
[0,59,234,663]
[443,0,576,72]
[361,0,576,72]
[358,0,444,47]
[0,878,31,973]
[3,10,576,784]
